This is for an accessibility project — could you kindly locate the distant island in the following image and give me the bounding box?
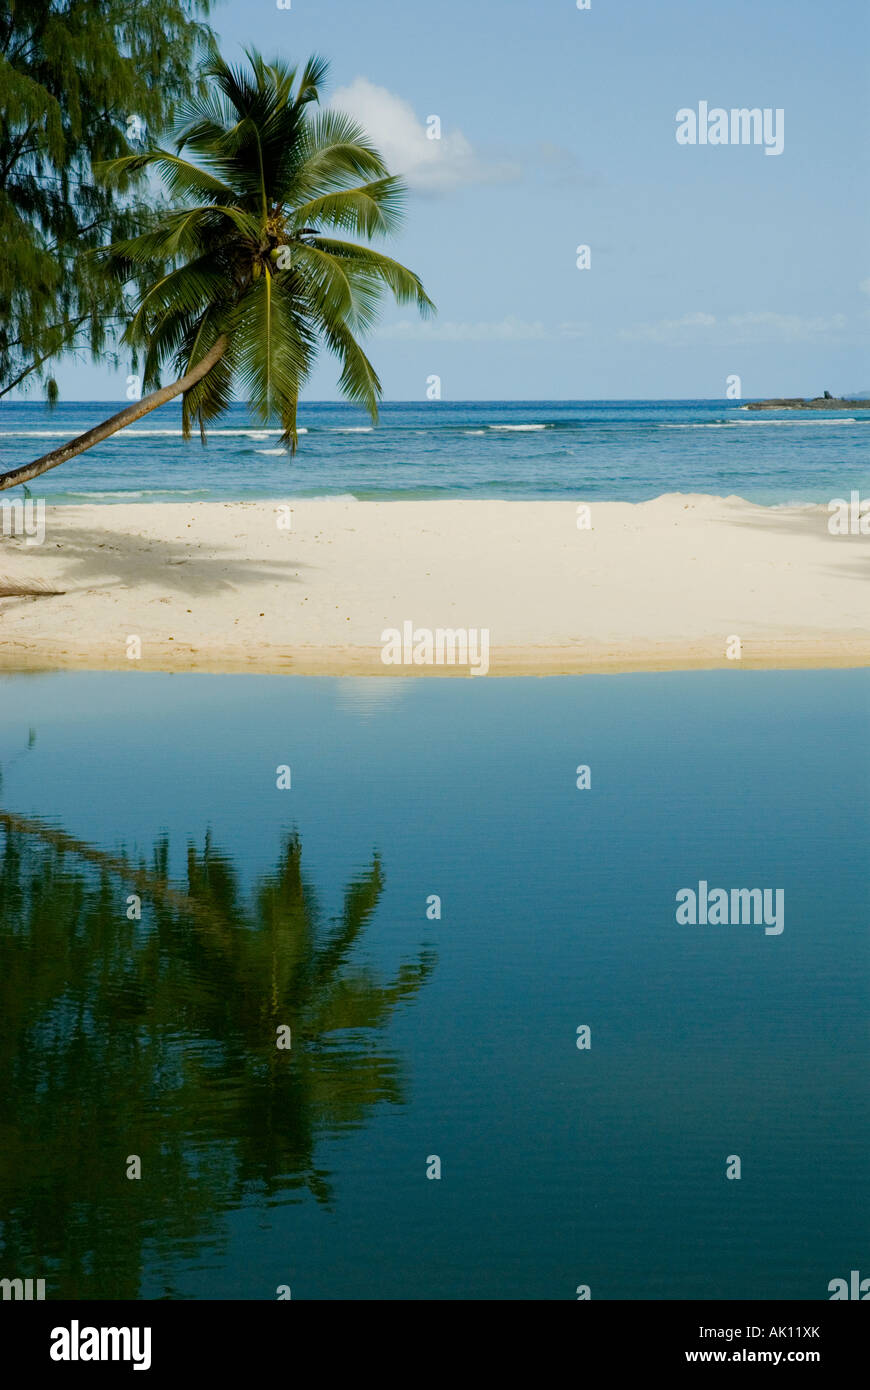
[743,394,870,411]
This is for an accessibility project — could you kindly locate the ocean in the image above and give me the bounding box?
[2,399,869,505]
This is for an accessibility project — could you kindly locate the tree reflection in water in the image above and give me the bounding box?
[0,803,435,1298]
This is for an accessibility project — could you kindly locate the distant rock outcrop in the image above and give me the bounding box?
[744,396,870,410]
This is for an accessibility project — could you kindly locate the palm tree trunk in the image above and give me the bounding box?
[0,807,235,946]
[0,336,227,492]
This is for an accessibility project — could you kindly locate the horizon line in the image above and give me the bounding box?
[4,395,866,407]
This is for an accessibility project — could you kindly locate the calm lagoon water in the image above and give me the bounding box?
[0,670,867,1300]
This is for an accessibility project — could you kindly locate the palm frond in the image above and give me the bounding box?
[97,151,234,202]
[177,308,238,438]
[292,53,329,110]
[285,110,389,202]
[233,271,317,447]
[290,177,405,238]
[126,257,230,346]
[320,316,382,419]
[307,237,435,315]
[103,206,259,265]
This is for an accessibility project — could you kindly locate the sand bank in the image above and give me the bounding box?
[0,495,867,675]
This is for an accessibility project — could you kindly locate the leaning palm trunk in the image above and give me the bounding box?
[0,51,432,493]
[0,335,226,492]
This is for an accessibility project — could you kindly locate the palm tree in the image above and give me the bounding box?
[0,49,434,493]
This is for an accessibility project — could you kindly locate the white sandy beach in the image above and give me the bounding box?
[0,494,867,674]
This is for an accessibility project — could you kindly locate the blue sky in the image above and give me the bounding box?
[42,0,870,400]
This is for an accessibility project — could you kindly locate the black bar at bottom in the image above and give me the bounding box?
[0,1299,865,1375]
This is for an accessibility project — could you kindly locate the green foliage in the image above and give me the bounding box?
[0,809,434,1294]
[100,49,434,449]
[0,0,215,398]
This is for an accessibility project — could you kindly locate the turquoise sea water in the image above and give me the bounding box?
[0,670,866,1300]
[2,399,869,504]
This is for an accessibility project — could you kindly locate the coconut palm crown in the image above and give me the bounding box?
[101,48,434,450]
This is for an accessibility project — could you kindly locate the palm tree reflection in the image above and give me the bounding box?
[0,808,434,1297]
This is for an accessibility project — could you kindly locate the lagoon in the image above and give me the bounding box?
[0,670,866,1299]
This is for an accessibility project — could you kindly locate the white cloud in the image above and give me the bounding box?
[619,311,848,346]
[727,311,847,341]
[376,315,589,342]
[618,312,715,344]
[330,78,520,192]
[859,278,870,296]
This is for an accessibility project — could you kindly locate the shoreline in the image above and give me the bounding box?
[1,495,868,676]
[0,645,866,677]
